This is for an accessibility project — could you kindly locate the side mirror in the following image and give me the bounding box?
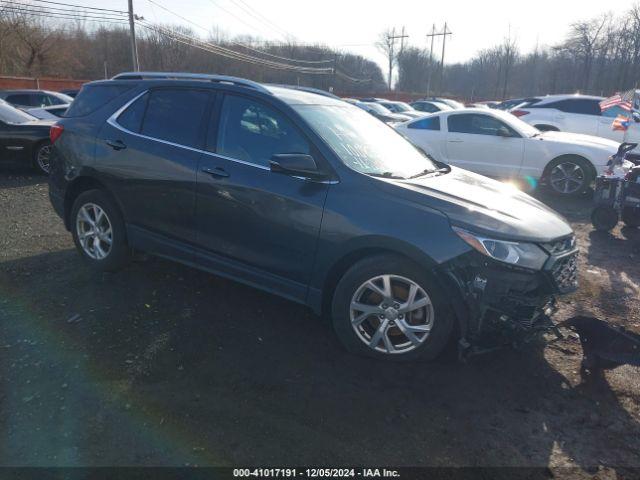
[270,153,322,179]
[498,126,512,138]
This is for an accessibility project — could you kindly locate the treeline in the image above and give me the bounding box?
[0,8,386,92]
[397,5,640,100]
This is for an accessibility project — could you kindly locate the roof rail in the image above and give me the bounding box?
[268,84,340,99]
[111,72,272,95]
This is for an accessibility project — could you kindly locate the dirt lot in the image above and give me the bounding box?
[0,169,639,477]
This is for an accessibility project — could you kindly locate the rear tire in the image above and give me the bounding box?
[331,254,453,361]
[32,141,52,175]
[591,205,618,232]
[70,189,130,272]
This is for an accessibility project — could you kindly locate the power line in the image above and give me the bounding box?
[0,5,129,23]
[204,0,281,40]
[137,21,333,73]
[0,2,127,20]
[27,0,127,14]
[145,0,332,65]
[227,0,293,40]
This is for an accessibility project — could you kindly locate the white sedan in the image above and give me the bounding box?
[395,108,620,196]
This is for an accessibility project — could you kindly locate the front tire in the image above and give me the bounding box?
[331,254,453,361]
[70,190,130,272]
[591,205,618,232]
[545,156,593,197]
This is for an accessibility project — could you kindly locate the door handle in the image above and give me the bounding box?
[106,139,126,150]
[202,166,229,178]
[448,139,463,143]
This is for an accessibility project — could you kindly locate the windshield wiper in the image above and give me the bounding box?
[409,167,449,179]
[365,171,406,179]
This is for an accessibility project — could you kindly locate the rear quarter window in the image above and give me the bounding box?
[408,116,440,130]
[65,84,133,117]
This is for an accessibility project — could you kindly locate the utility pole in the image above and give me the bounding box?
[387,27,409,90]
[439,22,452,95]
[426,24,436,98]
[426,23,451,97]
[128,0,139,71]
[331,52,338,93]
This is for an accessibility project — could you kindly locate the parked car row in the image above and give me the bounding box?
[0,88,80,173]
[395,107,619,196]
[48,72,579,362]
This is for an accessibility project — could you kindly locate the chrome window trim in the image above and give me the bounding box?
[106,89,338,183]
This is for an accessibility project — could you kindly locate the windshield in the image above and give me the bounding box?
[0,103,36,124]
[362,102,392,115]
[393,102,413,112]
[493,109,540,137]
[295,104,438,179]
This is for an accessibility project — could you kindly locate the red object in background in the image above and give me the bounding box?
[511,110,530,117]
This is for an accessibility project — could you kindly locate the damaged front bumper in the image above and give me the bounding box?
[436,242,579,359]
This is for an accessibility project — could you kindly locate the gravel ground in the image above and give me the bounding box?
[0,169,639,477]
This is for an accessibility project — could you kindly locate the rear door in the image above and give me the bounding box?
[445,112,525,178]
[194,93,329,301]
[96,87,211,256]
[543,99,601,136]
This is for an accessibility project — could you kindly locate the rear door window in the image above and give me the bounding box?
[216,94,310,167]
[140,88,210,148]
[6,94,34,107]
[536,99,601,116]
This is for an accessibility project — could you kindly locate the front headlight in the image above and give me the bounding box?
[452,226,548,270]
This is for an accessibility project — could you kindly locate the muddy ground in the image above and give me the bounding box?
[0,170,638,478]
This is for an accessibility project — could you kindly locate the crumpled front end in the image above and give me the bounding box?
[436,235,579,358]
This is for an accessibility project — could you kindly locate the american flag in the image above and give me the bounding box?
[612,114,631,131]
[600,89,635,112]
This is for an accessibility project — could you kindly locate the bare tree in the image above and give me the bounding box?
[376,28,397,90]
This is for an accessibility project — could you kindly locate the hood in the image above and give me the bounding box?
[399,111,426,119]
[386,167,573,242]
[384,112,412,122]
[539,130,619,151]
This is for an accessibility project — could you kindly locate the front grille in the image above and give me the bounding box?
[551,253,578,293]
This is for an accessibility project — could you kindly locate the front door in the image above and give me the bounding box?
[194,93,329,301]
[445,112,524,178]
[96,87,211,250]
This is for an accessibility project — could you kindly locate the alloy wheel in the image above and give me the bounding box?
[76,203,113,260]
[350,274,434,354]
[549,161,585,195]
[36,144,52,174]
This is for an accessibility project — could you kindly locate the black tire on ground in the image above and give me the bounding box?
[331,254,454,361]
[591,205,619,232]
[534,125,559,132]
[70,189,130,272]
[32,141,52,175]
[544,156,594,197]
[622,206,640,228]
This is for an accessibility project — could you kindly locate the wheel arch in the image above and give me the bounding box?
[318,239,439,318]
[63,176,123,230]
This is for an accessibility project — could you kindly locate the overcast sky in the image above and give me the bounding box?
[79,0,637,70]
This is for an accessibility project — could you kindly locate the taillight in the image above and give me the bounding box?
[50,124,64,144]
[511,110,529,117]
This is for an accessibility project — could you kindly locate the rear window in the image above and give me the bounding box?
[65,84,133,117]
[532,99,601,115]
